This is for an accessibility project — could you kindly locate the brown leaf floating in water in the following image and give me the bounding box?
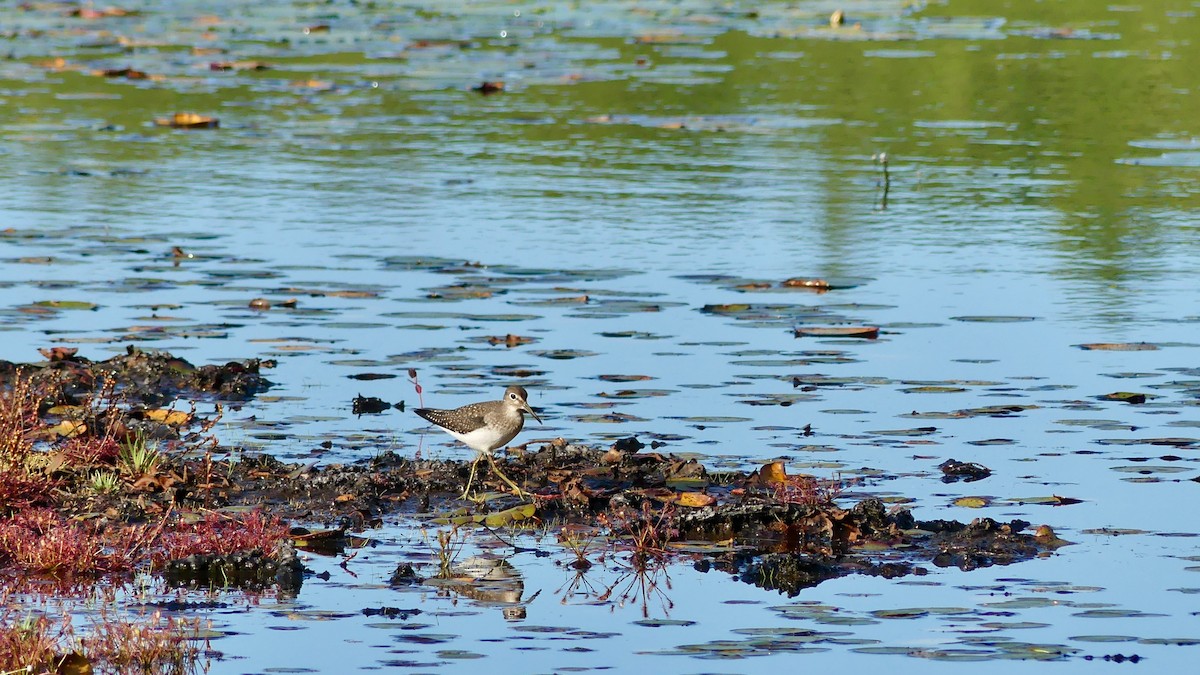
[1077,342,1158,351]
[780,277,831,290]
[487,334,534,347]
[473,81,505,94]
[795,326,879,339]
[154,112,219,129]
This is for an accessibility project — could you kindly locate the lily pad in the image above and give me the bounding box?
[33,300,98,310]
[950,315,1039,323]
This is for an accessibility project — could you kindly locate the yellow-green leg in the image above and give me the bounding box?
[461,454,483,499]
[485,453,530,499]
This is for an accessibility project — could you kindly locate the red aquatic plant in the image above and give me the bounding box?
[773,473,844,507]
[0,508,141,575]
[0,371,42,468]
[79,609,206,674]
[153,509,290,563]
[0,610,68,673]
[0,604,205,675]
[0,466,57,511]
[60,433,122,466]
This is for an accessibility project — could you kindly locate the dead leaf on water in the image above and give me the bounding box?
[97,67,155,80]
[596,374,654,382]
[209,60,272,71]
[950,315,1038,323]
[34,300,98,311]
[781,278,831,290]
[1077,342,1158,351]
[1005,495,1084,506]
[486,334,534,347]
[142,409,192,426]
[46,419,87,439]
[473,81,505,94]
[155,112,219,129]
[1099,392,1149,404]
[795,326,879,339]
[55,651,93,675]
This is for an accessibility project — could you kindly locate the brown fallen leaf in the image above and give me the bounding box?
[154,112,219,129]
[209,60,271,71]
[794,326,879,339]
[99,67,149,79]
[55,651,93,675]
[131,471,180,492]
[38,346,79,361]
[72,6,134,18]
[1078,342,1158,351]
[473,81,505,94]
[601,448,624,464]
[781,277,831,289]
[758,460,788,487]
[487,334,534,347]
[46,419,87,439]
[674,491,716,508]
[143,409,192,426]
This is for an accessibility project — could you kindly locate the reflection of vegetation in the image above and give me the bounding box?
[602,503,677,617]
[0,605,206,675]
[552,504,679,617]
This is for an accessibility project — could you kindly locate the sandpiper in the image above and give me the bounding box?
[414,385,542,498]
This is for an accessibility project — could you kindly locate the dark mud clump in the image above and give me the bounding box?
[0,345,273,406]
[0,347,1065,599]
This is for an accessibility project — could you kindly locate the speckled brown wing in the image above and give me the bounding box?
[414,404,488,435]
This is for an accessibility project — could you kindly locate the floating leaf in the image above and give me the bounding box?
[34,300,97,310]
[529,349,598,360]
[596,374,654,382]
[1077,343,1158,351]
[436,503,537,528]
[902,386,967,394]
[953,496,991,508]
[143,409,192,426]
[1005,495,1084,506]
[795,326,879,339]
[486,334,535,347]
[154,112,219,129]
[869,426,938,436]
[46,419,86,439]
[1098,392,1148,404]
[950,315,1038,323]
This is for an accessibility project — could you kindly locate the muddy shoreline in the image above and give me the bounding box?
[0,347,1064,602]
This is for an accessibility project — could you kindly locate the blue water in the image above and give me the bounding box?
[3,0,1200,671]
